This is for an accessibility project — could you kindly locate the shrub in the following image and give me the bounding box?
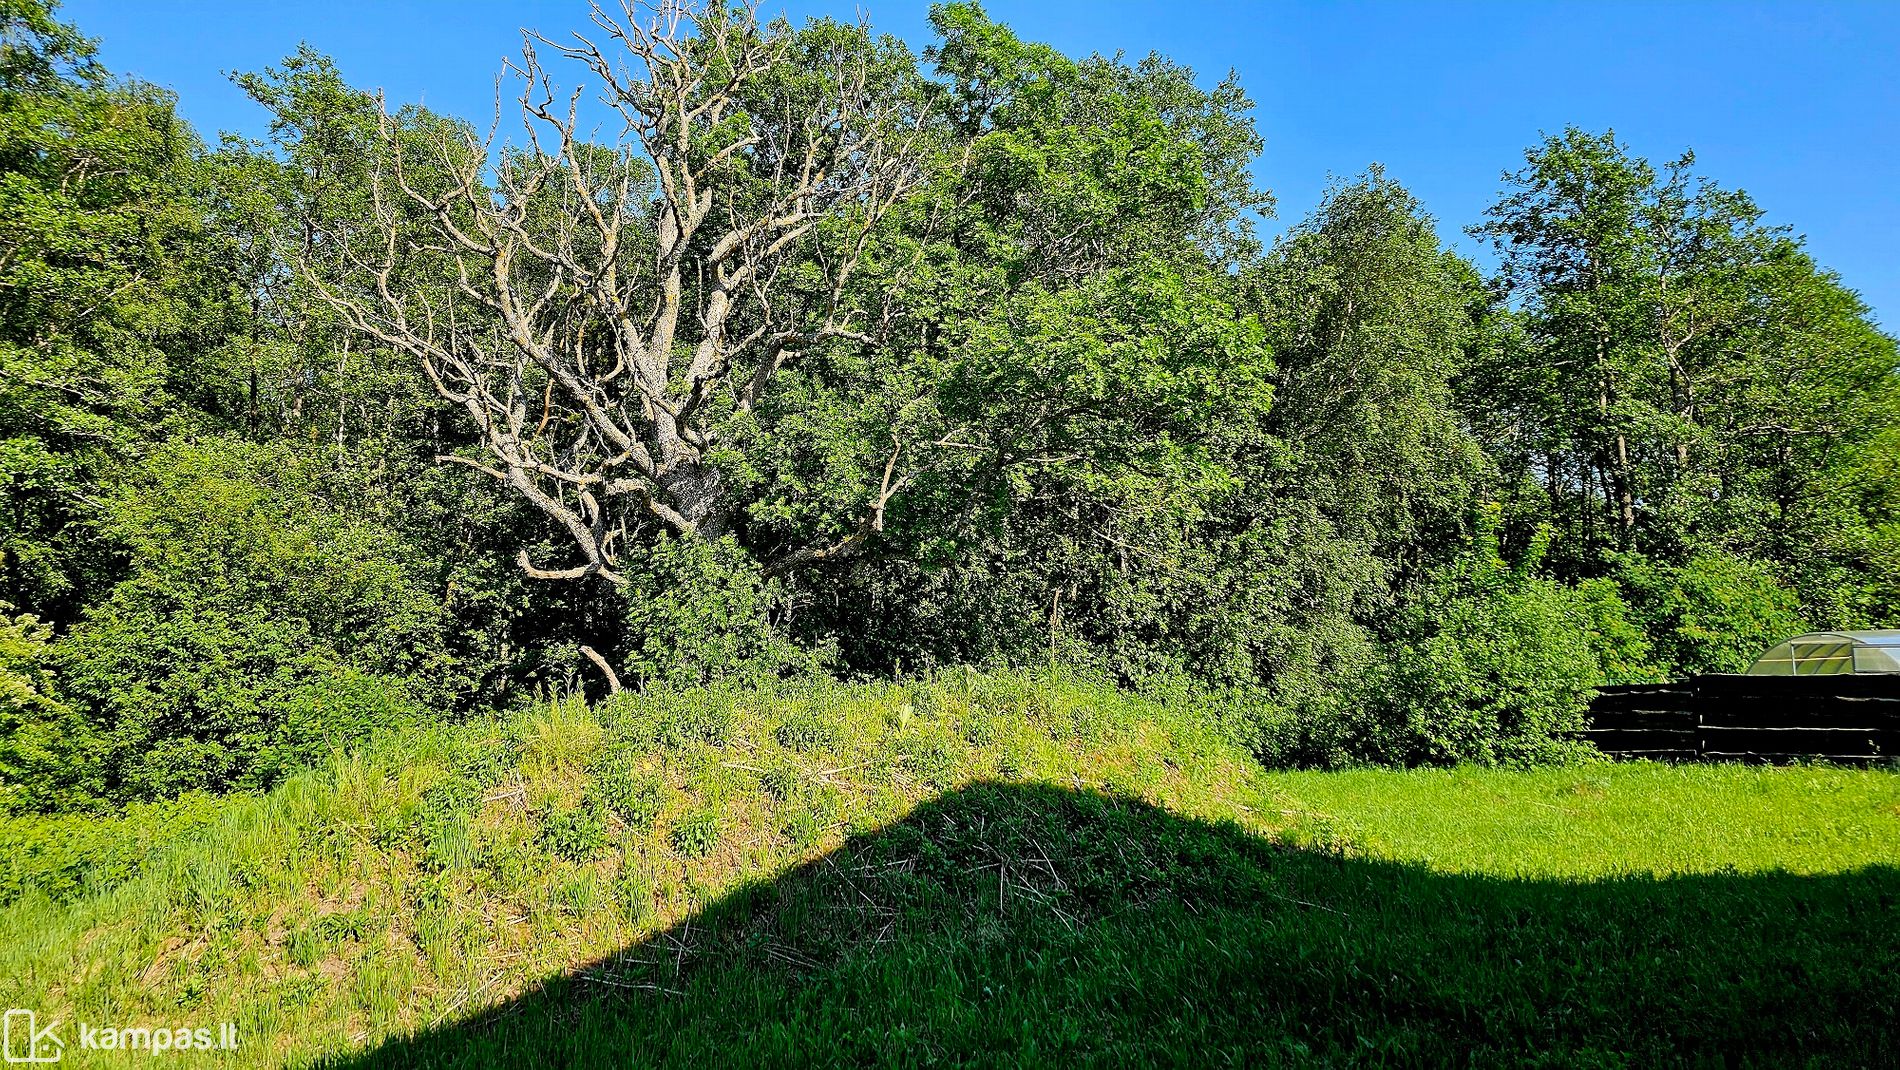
[1375,512,1604,764]
[1618,552,1807,677]
[1572,577,1660,685]
[0,602,101,810]
[619,535,828,688]
[60,609,427,799]
[52,440,447,800]
[1384,580,1601,764]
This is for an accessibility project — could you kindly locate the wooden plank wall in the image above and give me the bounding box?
[1583,675,1899,764]
[1580,684,1697,761]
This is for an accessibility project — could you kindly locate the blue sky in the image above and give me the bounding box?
[65,0,1900,328]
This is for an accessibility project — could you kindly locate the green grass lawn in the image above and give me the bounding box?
[3,673,1897,1067]
[1264,763,1900,878]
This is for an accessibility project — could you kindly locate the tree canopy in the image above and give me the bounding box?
[2,0,1896,808]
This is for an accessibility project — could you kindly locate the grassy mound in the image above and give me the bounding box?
[3,671,1898,1067]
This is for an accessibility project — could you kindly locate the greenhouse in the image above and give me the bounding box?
[1743,630,1900,675]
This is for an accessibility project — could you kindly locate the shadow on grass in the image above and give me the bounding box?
[326,781,1899,1067]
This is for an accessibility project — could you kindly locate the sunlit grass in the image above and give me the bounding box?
[1,671,1895,1066]
[1264,762,1900,878]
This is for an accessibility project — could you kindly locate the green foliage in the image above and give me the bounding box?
[0,599,100,809]
[756,764,800,800]
[4,0,1900,1053]
[927,1,1268,272]
[1252,169,1490,566]
[3,672,1897,1065]
[540,803,609,863]
[701,5,1292,691]
[1376,513,1605,764]
[600,687,739,751]
[1570,576,1660,684]
[0,791,221,903]
[1,0,1896,815]
[0,0,241,618]
[1468,127,1900,630]
[413,776,479,873]
[517,695,605,775]
[959,715,997,747]
[780,802,831,850]
[53,439,445,800]
[1618,551,1808,677]
[773,709,838,753]
[669,809,721,859]
[588,755,665,828]
[620,535,826,688]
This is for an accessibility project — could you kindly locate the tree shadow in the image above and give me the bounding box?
[325,781,1899,1067]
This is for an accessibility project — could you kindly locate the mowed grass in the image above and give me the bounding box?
[1264,762,1900,878]
[1,671,1896,1067]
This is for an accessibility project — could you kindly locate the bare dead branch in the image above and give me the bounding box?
[579,644,624,694]
[296,0,929,584]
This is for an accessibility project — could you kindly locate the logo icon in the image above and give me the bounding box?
[2,1011,62,1064]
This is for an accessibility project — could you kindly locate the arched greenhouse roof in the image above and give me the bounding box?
[1744,630,1900,676]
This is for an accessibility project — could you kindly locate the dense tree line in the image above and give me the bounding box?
[2,0,1894,809]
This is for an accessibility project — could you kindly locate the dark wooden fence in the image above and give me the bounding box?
[1582,674,1900,764]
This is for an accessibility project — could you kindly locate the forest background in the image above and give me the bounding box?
[3,0,1897,812]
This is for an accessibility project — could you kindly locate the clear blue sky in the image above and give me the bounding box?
[65,0,1900,328]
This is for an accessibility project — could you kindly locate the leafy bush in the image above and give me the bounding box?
[52,439,447,800]
[1382,582,1601,764]
[619,535,827,688]
[1571,577,1661,685]
[0,601,100,810]
[1374,515,1604,764]
[1618,552,1807,677]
